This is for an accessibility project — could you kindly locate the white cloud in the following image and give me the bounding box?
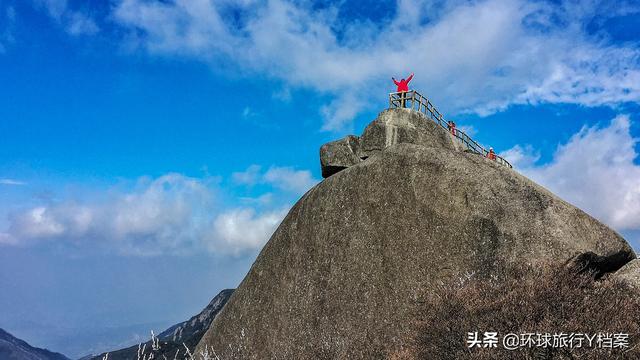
[239,193,274,206]
[208,207,288,255]
[66,11,99,36]
[0,178,26,186]
[2,174,210,254]
[113,0,234,55]
[502,115,640,231]
[0,173,291,255]
[232,164,261,186]
[34,0,98,35]
[272,87,292,102]
[457,125,478,137]
[233,165,319,195]
[9,206,66,239]
[0,5,15,53]
[500,144,540,169]
[110,0,640,130]
[241,106,259,119]
[263,166,317,194]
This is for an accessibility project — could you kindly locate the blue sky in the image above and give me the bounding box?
[1,0,640,357]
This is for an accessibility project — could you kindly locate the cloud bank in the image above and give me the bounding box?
[108,0,640,130]
[503,115,640,232]
[0,168,318,256]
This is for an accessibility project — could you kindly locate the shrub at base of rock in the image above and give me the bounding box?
[412,262,640,360]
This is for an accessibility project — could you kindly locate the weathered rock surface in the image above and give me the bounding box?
[320,135,361,178]
[320,108,458,178]
[613,259,640,289]
[197,108,635,359]
[359,108,457,156]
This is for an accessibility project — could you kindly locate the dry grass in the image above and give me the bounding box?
[101,331,221,360]
[411,263,640,359]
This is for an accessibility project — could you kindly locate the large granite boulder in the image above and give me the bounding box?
[197,109,635,359]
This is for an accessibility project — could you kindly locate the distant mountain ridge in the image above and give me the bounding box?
[0,328,70,360]
[89,289,234,360]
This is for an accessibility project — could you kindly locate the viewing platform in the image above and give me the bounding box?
[389,91,512,168]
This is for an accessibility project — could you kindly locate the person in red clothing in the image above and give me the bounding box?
[447,120,457,136]
[487,147,497,160]
[392,73,414,107]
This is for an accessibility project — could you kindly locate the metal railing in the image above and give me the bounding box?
[389,91,512,168]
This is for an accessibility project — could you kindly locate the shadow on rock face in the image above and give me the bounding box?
[568,250,636,279]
